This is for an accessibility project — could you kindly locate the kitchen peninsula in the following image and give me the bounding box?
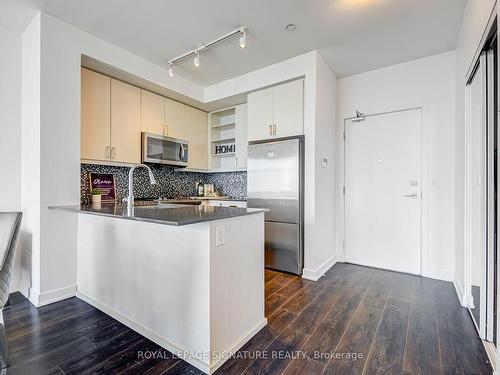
[50,203,267,374]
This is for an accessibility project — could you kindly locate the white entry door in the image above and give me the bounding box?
[344,108,422,274]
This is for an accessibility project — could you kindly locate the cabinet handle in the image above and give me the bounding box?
[105,146,110,159]
[111,147,116,160]
[162,124,165,135]
[235,156,238,166]
[269,125,273,136]
[273,124,277,136]
[165,124,169,135]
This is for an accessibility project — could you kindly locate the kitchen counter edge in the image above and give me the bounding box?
[49,204,267,226]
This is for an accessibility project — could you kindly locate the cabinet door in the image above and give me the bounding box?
[235,104,247,167]
[247,87,274,141]
[165,98,186,139]
[185,106,208,170]
[111,79,141,164]
[81,68,111,161]
[141,90,165,136]
[273,79,304,137]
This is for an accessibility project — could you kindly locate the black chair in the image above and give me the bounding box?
[0,212,22,368]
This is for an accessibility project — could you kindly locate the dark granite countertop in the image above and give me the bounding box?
[49,203,266,226]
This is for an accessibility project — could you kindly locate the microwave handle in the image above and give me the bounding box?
[180,144,185,160]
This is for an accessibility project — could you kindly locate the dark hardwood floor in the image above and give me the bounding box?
[3,263,492,374]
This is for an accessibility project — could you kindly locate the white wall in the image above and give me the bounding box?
[454,0,497,304]
[21,14,41,299]
[0,23,22,291]
[337,51,456,281]
[309,54,337,277]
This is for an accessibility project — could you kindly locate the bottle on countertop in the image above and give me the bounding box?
[197,181,204,197]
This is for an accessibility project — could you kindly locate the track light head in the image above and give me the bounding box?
[168,62,174,77]
[194,50,200,67]
[239,30,246,48]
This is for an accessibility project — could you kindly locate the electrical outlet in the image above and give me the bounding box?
[215,225,225,246]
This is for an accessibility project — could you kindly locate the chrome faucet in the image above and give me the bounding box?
[127,164,156,207]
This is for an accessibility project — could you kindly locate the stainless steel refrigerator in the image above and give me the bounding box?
[247,136,304,275]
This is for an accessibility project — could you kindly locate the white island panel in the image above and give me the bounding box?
[76,212,265,374]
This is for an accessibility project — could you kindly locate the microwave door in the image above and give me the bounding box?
[142,133,188,166]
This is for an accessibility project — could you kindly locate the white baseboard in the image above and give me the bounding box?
[27,284,76,307]
[453,279,468,307]
[209,319,267,373]
[422,268,454,282]
[302,254,340,281]
[77,291,266,374]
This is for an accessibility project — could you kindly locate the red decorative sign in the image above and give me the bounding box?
[89,172,116,202]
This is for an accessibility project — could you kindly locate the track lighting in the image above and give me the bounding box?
[239,30,246,49]
[194,50,200,67]
[167,26,247,77]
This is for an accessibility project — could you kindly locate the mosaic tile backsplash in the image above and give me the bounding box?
[81,164,247,203]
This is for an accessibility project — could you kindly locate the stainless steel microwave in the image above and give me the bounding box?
[141,132,189,167]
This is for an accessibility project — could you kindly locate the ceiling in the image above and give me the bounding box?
[2,0,466,85]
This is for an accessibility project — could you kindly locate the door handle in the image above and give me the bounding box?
[105,146,110,159]
[404,193,418,198]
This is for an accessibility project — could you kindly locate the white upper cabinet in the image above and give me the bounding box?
[247,87,274,142]
[273,79,304,138]
[247,79,304,141]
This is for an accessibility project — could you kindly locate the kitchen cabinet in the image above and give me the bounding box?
[185,106,208,170]
[141,89,165,136]
[273,79,304,138]
[247,79,304,141]
[81,69,209,167]
[166,98,186,139]
[110,79,141,164]
[247,87,274,142]
[81,68,111,161]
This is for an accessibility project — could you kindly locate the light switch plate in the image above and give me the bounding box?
[215,225,225,246]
